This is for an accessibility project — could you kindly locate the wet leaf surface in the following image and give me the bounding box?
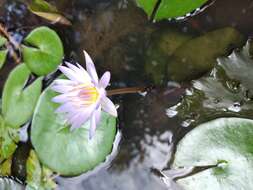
[167,42,253,127]
[0,36,7,69]
[2,64,42,127]
[22,27,64,76]
[172,118,253,190]
[31,85,117,176]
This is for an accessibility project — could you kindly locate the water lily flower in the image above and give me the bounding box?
[51,51,117,139]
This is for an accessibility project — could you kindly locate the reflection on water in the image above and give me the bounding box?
[1,0,253,189]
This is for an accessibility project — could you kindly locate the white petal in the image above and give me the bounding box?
[89,113,97,139]
[54,79,77,86]
[99,71,111,88]
[83,51,99,84]
[51,85,73,93]
[69,109,92,130]
[95,106,101,125]
[101,97,117,117]
[59,65,85,83]
[65,62,91,83]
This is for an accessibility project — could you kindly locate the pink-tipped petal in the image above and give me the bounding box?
[101,97,117,117]
[83,51,99,84]
[99,71,111,88]
[89,113,97,139]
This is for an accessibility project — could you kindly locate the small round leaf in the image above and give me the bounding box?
[22,27,64,76]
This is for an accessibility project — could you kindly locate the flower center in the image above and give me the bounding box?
[78,85,99,106]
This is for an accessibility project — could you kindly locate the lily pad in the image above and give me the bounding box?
[0,36,7,69]
[167,27,244,82]
[167,41,253,127]
[31,87,117,176]
[0,177,24,190]
[172,117,253,190]
[22,27,64,76]
[28,0,71,25]
[136,0,208,21]
[2,64,42,127]
[26,150,56,190]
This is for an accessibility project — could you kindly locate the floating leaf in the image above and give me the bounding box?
[136,0,208,21]
[168,27,244,82]
[0,115,19,161]
[0,36,8,69]
[172,118,253,190]
[0,157,12,176]
[31,86,117,176]
[0,177,24,190]
[26,150,56,190]
[167,41,253,127]
[28,0,71,26]
[2,64,42,127]
[22,27,64,76]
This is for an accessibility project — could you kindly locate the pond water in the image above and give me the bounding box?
[1,0,253,189]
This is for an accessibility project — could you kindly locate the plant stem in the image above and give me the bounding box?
[0,23,21,64]
[106,87,150,96]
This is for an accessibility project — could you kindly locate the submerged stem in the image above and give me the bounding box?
[106,87,151,96]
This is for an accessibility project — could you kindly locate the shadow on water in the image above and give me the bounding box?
[1,0,253,189]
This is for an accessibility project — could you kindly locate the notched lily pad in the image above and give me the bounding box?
[136,0,208,21]
[22,27,64,76]
[2,64,42,127]
[167,41,253,126]
[31,86,117,176]
[26,150,56,190]
[172,118,253,190]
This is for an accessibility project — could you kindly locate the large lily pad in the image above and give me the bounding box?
[22,27,64,76]
[2,64,42,127]
[136,0,208,21]
[167,41,253,126]
[172,117,253,190]
[31,87,117,176]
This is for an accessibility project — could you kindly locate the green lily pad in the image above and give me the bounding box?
[167,41,253,127]
[136,0,208,21]
[26,150,56,190]
[172,117,253,190]
[2,64,42,127]
[22,27,64,76]
[168,27,244,82]
[31,87,117,176]
[0,177,24,190]
[0,36,7,69]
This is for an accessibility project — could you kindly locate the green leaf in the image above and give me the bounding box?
[172,118,253,190]
[26,150,56,190]
[0,157,12,176]
[28,0,71,26]
[0,36,7,69]
[167,41,253,127]
[136,0,208,21]
[22,27,64,76]
[31,86,117,176]
[2,64,42,127]
[136,0,158,18]
[0,115,19,161]
[168,27,244,82]
[0,177,24,190]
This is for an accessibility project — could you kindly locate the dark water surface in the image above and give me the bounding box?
[1,0,253,189]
